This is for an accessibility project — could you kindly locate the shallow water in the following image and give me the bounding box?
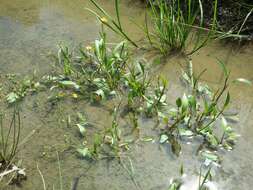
[0,1,253,190]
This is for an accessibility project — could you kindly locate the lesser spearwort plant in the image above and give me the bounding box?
[88,0,218,55]
[87,0,138,47]
[159,59,251,163]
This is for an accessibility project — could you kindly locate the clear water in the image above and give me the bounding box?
[0,1,253,189]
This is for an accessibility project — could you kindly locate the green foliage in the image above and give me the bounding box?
[76,107,129,160]
[167,166,213,190]
[159,60,239,160]
[144,0,217,55]
[0,109,21,170]
[57,45,74,76]
[42,29,129,103]
[124,62,150,109]
[88,0,138,47]
[6,75,41,104]
[144,76,168,117]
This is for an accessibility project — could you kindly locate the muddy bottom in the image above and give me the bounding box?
[0,0,253,190]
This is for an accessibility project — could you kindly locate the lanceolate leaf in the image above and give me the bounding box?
[169,137,181,157]
[216,58,229,77]
[223,92,230,109]
[233,78,252,85]
[160,134,169,144]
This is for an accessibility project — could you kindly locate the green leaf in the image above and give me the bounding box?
[201,150,219,162]
[178,128,193,137]
[180,164,184,176]
[168,180,181,190]
[206,133,219,147]
[77,148,92,158]
[176,97,182,108]
[137,62,145,74]
[153,57,161,65]
[221,116,228,131]
[216,59,229,77]
[224,92,230,108]
[159,134,169,144]
[93,89,105,101]
[160,94,167,103]
[205,102,215,115]
[188,95,197,111]
[233,78,252,85]
[170,137,181,157]
[6,92,19,104]
[180,94,189,113]
[59,80,80,90]
[77,124,86,137]
[141,136,154,142]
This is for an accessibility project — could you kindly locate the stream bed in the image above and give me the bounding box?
[0,0,253,190]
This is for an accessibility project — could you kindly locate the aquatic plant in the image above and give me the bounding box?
[0,109,21,170]
[124,62,150,110]
[87,0,138,47]
[77,107,130,161]
[168,165,214,190]
[85,31,128,91]
[37,152,73,190]
[0,109,26,187]
[57,45,74,76]
[143,0,218,55]
[39,29,129,104]
[144,76,168,117]
[103,107,122,158]
[78,31,129,102]
[159,59,250,159]
[6,75,41,104]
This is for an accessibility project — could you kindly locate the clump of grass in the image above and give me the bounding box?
[0,109,26,187]
[144,0,218,55]
[0,109,21,170]
[88,0,218,55]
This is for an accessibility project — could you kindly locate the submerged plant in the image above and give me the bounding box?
[168,165,215,190]
[144,76,168,117]
[103,107,122,157]
[6,75,41,104]
[124,62,151,110]
[76,107,131,161]
[159,59,250,159]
